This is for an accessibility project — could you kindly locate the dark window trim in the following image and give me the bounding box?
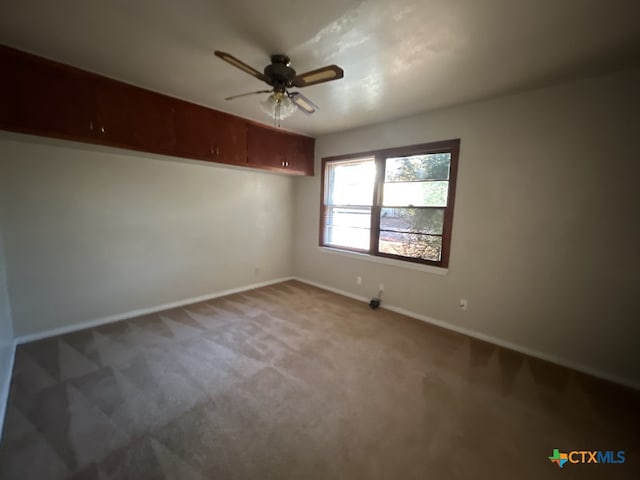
[319,139,460,268]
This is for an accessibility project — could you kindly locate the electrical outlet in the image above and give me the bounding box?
[379,283,384,292]
[356,276,362,285]
[459,299,468,311]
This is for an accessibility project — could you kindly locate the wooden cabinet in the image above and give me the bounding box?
[174,102,246,165]
[0,45,96,141]
[247,124,286,169]
[247,123,314,175]
[94,79,176,155]
[286,134,315,176]
[0,45,314,176]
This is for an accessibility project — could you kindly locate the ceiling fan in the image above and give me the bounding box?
[214,50,344,125]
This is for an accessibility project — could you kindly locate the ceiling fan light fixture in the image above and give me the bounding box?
[260,91,296,126]
[215,50,344,127]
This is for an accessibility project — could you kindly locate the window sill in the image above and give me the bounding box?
[318,246,449,276]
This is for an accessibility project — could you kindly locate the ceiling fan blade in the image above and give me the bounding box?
[224,90,272,101]
[292,65,344,88]
[214,50,268,83]
[289,92,318,115]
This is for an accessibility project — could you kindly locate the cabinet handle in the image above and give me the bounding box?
[89,122,105,134]
[216,146,220,156]
[211,145,220,157]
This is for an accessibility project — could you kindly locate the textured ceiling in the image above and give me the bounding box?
[1,0,639,136]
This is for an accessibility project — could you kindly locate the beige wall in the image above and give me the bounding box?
[0,223,14,432]
[0,133,294,337]
[293,68,640,387]
[0,227,13,353]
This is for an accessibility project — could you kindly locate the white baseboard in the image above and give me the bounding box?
[295,277,371,303]
[294,277,639,391]
[15,276,294,345]
[0,339,17,443]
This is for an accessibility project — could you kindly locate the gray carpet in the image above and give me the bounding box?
[1,280,638,479]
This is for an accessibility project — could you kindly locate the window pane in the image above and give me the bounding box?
[324,206,371,250]
[325,226,370,250]
[385,153,451,182]
[380,207,444,235]
[379,232,443,262]
[326,159,375,206]
[383,181,448,207]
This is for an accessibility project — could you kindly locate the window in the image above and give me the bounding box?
[320,139,460,268]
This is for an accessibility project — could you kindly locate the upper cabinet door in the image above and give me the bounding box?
[286,135,315,176]
[174,102,246,165]
[247,123,314,175]
[0,45,96,140]
[247,123,286,169]
[215,111,247,165]
[94,79,176,155]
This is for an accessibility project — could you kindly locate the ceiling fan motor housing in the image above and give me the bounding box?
[264,55,297,91]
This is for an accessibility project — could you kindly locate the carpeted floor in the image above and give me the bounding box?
[0,280,638,479]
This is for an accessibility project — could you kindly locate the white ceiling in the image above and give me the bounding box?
[1,0,639,137]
